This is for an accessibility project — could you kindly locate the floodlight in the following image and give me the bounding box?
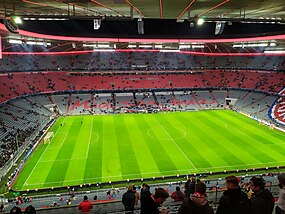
[13,17,22,24]
[197,18,204,25]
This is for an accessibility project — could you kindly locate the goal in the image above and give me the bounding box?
[43,132,54,144]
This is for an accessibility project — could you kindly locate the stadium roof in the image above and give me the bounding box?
[1,0,285,20]
[0,0,285,54]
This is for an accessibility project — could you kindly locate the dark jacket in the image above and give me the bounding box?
[185,181,195,198]
[216,188,251,214]
[140,195,161,214]
[178,193,214,214]
[140,188,151,213]
[122,190,135,211]
[251,189,275,214]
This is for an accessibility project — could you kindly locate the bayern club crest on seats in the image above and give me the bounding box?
[270,97,285,126]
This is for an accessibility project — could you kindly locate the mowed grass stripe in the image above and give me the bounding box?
[152,114,198,170]
[212,111,280,162]
[14,118,65,189]
[12,110,285,191]
[203,112,268,164]
[222,114,283,160]
[101,115,122,181]
[220,111,284,144]
[152,114,196,170]
[183,112,246,167]
[114,115,141,180]
[63,116,90,186]
[44,117,80,187]
[140,115,178,174]
[125,116,161,176]
[183,113,244,169]
[163,113,226,169]
[84,116,103,183]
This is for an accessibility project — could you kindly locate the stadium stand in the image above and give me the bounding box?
[1,173,281,213]
[0,68,284,169]
[0,54,284,73]
[0,53,284,214]
[0,70,284,104]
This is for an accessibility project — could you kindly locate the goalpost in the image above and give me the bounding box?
[43,132,54,144]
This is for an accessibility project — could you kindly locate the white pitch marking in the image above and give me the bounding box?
[24,117,66,186]
[152,115,197,170]
[147,127,186,140]
[24,159,285,187]
[86,120,94,158]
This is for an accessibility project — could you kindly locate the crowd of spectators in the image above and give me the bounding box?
[3,172,284,213]
[0,70,284,104]
[0,128,35,168]
[0,69,283,169]
[0,53,284,73]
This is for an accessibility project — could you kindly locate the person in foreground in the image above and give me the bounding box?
[24,205,37,214]
[178,181,214,214]
[122,185,135,213]
[9,206,22,214]
[171,186,185,202]
[276,173,285,214]
[216,175,251,214]
[140,187,169,214]
[78,195,93,213]
[249,176,274,214]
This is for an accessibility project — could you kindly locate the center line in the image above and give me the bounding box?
[152,115,197,170]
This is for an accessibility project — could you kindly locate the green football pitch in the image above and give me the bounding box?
[13,110,285,191]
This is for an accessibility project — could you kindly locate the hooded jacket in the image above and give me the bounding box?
[251,189,275,214]
[178,192,214,214]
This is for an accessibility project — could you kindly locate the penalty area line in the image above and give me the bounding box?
[24,117,67,186]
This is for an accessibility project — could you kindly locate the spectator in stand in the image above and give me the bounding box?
[9,206,22,214]
[140,187,169,214]
[132,186,139,206]
[140,183,151,214]
[171,186,185,202]
[216,175,251,214]
[178,182,214,214]
[78,195,93,213]
[249,176,274,214]
[276,173,285,214]
[23,205,36,214]
[122,185,135,213]
[185,177,196,198]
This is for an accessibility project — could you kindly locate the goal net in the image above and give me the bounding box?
[43,132,54,144]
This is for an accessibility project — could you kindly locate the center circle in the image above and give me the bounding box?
[147,126,187,140]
